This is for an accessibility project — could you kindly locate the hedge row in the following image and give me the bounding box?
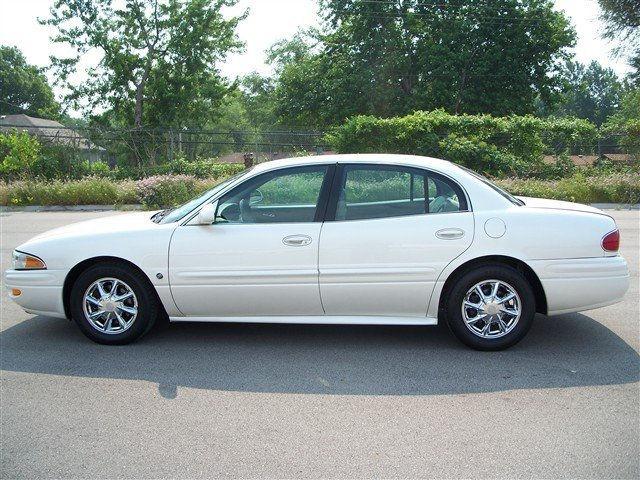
[495,173,640,205]
[0,131,246,181]
[2,172,638,208]
[326,110,601,177]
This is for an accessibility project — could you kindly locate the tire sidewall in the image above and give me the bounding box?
[70,264,157,345]
[446,265,536,351]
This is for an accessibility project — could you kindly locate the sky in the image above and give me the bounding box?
[0,0,632,102]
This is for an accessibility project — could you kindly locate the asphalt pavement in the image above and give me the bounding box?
[1,210,638,478]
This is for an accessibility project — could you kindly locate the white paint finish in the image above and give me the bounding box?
[319,212,474,316]
[4,211,177,317]
[529,256,629,278]
[169,315,439,325]
[3,154,631,327]
[543,276,630,315]
[169,223,324,316]
[484,217,506,238]
[527,256,630,315]
[7,285,65,318]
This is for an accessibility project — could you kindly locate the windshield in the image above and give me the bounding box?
[155,169,252,224]
[459,166,524,206]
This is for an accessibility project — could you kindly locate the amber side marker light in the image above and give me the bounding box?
[24,256,46,269]
[11,289,22,297]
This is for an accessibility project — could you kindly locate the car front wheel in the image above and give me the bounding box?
[445,265,536,350]
[70,262,158,345]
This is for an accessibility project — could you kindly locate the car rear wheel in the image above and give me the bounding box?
[445,265,536,350]
[70,262,158,345]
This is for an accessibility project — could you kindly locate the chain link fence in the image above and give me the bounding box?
[0,122,329,167]
[0,120,633,169]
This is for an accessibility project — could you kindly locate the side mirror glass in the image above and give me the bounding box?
[196,202,217,225]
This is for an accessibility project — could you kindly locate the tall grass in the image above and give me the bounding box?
[1,172,638,208]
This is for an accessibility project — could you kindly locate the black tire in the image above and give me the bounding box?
[445,264,536,351]
[70,262,159,345]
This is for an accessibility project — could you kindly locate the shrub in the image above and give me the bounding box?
[135,174,224,209]
[0,131,41,179]
[496,172,640,204]
[164,158,245,178]
[0,177,137,206]
[1,172,637,208]
[88,160,111,177]
[326,110,599,177]
[108,158,246,180]
[438,134,525,177]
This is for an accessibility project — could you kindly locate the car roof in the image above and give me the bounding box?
[250,154,462,176]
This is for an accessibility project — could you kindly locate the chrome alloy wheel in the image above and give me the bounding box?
[83,277,138,335]
[461,279,521,339]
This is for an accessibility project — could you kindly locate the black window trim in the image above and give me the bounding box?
[324,163,471,222]
[212,163,336,225]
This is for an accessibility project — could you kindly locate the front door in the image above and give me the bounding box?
[319,164,474,317]
[169,164,332,317]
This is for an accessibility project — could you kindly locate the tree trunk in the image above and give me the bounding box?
[134,82,145,129]
[131,63,151,168]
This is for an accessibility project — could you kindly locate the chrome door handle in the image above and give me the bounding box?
[283,235,312,246]
[435,228,465,240]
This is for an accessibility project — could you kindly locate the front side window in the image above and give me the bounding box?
[216,165,329,224]
[334,165,466,221]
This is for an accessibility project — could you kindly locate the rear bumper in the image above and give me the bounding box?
[528,256,630,316]
[4,270,67,318]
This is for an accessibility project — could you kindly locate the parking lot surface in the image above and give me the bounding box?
[1,210,638,478]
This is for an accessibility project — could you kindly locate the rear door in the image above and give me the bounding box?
[318,163,474,317]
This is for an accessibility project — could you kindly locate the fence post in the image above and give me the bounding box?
[168,130,174,162]
[597,138,603,158]
[244,152,254,168]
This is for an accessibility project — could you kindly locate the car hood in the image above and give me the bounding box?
[26,211,160,243]
[517,197,609,216]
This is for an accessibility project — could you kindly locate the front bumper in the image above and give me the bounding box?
[528,256,630,316]
[4,269,67,318]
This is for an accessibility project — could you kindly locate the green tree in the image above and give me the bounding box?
[238,73,278,130]
[42,0,245,129]
[603,88,640,159]
[597,0,640,84]
[0,46,60,118]
[270,0,575,129]
[543,61,623,126]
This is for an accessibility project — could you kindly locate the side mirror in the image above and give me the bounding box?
[196,202,217,225]
[250,188,264,205]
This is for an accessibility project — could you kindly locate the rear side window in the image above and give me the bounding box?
[333,165,467,221]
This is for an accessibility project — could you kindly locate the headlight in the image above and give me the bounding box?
[12,251,46,270]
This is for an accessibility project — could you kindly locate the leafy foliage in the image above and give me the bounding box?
[2,171,638,207]
[540,61,623,126]
[0,177,138,206]
[0,46,60,118]
[136,174,198,208]
[326,110,598,177]
[0,131,245,180]
[497,173,640,204]
[0,131,41,178]
[597,0,640,84]
[42,0,244,129]
[602,88,640,159]
[269,0,575,128]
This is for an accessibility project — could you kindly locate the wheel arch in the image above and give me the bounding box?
[438,255,548,316]
[63,256,166,319]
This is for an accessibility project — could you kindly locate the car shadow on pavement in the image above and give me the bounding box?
[1,313,638,398]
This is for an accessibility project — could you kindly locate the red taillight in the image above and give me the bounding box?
[602,229,620,252]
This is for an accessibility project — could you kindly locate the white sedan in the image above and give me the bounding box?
[5,155,630,350]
